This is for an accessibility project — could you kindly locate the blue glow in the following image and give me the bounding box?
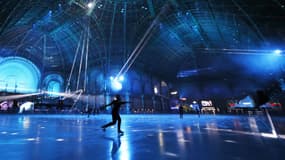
[109,74,125,91]
[47,80,60,96]
[43,74,64,96]
[229,50,283,78]
[274,49,282,55]
[119,75,124,81]
[231,96,255,108]
[280,78,285,91]
[87,2,95,9]
[111,80,122,91]
[0,57,40,93]
[154,86,158,94]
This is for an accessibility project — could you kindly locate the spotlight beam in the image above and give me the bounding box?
[87,0,97,15]
[115,3,170,80]
[200,48,284,56]
[0,92,41,101]
[120,28,154,77]
[44,89,83,99]
[70,0,87,9]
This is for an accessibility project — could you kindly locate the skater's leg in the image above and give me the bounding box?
[102,120,116,129]
[117,115,123,133]
[102,113,117,130]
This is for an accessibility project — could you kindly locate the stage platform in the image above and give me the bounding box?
[0,114,285,160]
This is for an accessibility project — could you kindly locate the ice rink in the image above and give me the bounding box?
[0,114,285,160]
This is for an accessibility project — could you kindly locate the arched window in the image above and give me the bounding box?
[0,57,40,93]
[47,80,60,94]
[43,74,64,97]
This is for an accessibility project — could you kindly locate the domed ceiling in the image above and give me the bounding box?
[0,0,284,83]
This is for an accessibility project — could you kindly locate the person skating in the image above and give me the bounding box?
[101,94,130,134]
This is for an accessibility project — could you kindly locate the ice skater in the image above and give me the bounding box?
[101,94,130,134]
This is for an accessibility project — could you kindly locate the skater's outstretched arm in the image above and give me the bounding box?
[119,101,131,105]
[100,101,114,109]
[105,101,114,107]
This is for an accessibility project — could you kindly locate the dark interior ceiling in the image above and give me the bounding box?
[0,0,285,83]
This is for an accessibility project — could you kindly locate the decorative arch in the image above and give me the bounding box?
[42,74,64,96]
[0,56,40,93]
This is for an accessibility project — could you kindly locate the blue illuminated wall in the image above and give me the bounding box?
[0,57,40,93]
[87,66,170,111]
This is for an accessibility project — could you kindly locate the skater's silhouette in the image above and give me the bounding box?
[179,104,184,119]
[101,94,129,134]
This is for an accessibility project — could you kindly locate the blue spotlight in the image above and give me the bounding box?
[154,86,158,94]
[48,10,52,15]
[274,49,282,55]
[119,75,124,81]
[111,79,122,91]
[87,2,95,9]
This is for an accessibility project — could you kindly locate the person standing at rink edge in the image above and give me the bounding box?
[179,104,184,119]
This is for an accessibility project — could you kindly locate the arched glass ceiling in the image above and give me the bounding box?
[0,0,284,81]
